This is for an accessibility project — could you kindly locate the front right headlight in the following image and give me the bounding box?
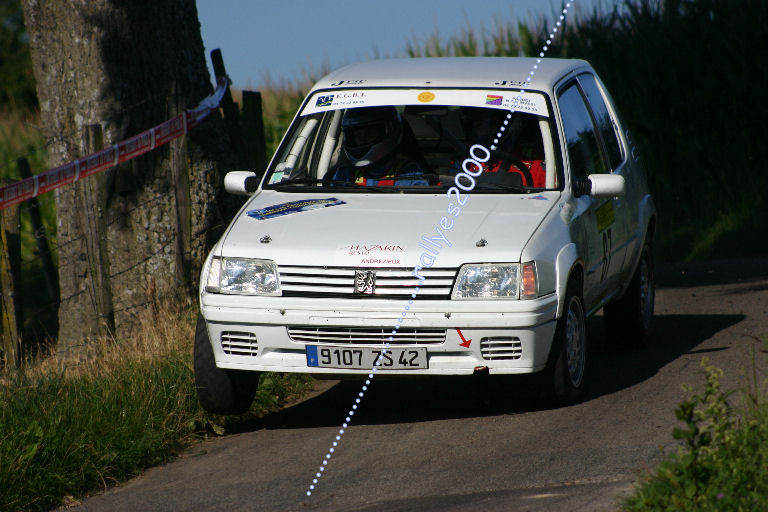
[205,257,281,296]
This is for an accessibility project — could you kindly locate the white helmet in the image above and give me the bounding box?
[341,106,402,167]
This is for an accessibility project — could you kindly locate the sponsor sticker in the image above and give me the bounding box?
[595,201,616,232]
[335,243,406,266]
[301,89,549,117]
[485,94,503,105]
[247,198,345,220]
[417,91,436,103]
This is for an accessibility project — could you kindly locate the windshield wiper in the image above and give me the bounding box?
[268,177,324,187]
[471,184,532,193]
[269,177,392,192]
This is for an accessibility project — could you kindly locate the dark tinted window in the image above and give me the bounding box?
[578,74,622,169]
[557,82,607,180]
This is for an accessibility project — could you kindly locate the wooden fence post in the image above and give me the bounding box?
[0,198,22,368]
[210,48,248,167]
[79,124,115,337]
[242,90,268,177]
[17,157,60,307]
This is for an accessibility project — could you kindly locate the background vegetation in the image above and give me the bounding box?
[623,357,768,510]
[1,0,767,509]
[0,304,313,511]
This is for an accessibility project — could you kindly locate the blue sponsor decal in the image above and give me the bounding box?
[247,198,346,220]
[528,194,548,200]
[306,345,319,367]
[315,94,334,107]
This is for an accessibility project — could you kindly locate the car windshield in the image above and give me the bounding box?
[264,88,559,193]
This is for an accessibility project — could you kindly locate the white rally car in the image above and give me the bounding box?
[195,57,656,414]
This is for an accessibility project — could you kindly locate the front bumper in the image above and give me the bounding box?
[200,293,558,375]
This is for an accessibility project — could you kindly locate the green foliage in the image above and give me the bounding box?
[0,353,202,511]
[0,0,37,110]
[0,326,314,511]
[624,358,768,511]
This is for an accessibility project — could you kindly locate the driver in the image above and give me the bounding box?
[332,106,430,186]
[461,108,546,188]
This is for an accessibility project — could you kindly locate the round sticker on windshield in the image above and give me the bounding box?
[417,91,435,103]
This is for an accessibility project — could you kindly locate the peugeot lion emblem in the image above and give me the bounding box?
[354,270,376,295]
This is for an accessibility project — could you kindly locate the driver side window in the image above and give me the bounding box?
[557,82,607,181]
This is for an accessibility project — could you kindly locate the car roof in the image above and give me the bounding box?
[310,57,592,94]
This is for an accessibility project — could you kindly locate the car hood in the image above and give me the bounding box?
[218,190,560,268]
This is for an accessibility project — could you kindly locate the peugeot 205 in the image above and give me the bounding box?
[194,57,656,414]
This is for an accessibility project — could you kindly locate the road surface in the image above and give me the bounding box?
[71,257,768,511]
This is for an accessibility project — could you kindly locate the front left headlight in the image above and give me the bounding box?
[205,257,281,296]
[452,263,521,299]
[452,262,538,300]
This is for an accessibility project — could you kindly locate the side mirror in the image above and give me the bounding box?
[224,171,259,196]
[577,174,625,199]
[589,174,626,198]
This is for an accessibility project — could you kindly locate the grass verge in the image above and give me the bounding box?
[623,355,768,510]
[0,304,314,511]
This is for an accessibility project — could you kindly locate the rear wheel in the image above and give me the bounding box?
[545,276,587,405]
[194,314,260,415]
[604,244,655,348]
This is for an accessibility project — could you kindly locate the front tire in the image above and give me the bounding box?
[194,314,260,415]
[604,244,655,348]
[546,276,588,405]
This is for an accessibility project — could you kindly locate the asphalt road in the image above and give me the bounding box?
[70,257,768,512]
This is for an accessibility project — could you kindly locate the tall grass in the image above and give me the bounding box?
[0,109,55,260]
[0,303,314,511]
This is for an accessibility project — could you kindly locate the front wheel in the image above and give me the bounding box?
[194,314,260,415]
[545,277,588,405]
[604,244,655,348]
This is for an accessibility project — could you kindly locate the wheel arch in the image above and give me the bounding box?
[555,243,584,318]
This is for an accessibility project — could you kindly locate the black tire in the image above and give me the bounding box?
[194,314,260,415]
[604,244,655,348]
[544,275,588,405]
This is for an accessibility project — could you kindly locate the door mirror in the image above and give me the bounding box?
[224,171,259,196]
[588,174,625,199]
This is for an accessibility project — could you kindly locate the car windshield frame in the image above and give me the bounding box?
[262,87,563,194]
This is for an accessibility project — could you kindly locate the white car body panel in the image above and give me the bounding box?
[199,57,656,378]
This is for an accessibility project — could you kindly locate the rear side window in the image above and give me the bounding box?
[557,82,607,180]
[577,74,623,170]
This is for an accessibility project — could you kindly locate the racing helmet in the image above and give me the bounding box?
[341,106,402,167]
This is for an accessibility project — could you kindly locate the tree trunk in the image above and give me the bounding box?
[22,0,236,352]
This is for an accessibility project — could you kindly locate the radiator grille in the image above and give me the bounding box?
[288,326,446,345]
[480,336,522,360]
[221,331,258,357]
[278,265,456,299]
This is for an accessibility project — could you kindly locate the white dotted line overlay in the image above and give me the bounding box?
[305,3,573,498]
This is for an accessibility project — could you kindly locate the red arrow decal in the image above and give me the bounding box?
[456,328,472,348]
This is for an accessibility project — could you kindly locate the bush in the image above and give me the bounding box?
[624,358,768,510]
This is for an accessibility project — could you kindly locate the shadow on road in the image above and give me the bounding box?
[585,313,744,401]
[234,312,743,432]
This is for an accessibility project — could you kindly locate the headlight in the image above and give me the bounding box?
[452,264,520,299]
[205,257,281,295]
[452,262,538,300]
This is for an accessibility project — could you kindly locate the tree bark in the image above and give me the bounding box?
[22,0,236,352]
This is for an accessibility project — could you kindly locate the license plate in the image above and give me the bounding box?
[305,345,428,370]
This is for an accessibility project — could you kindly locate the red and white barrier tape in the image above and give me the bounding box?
[0,76,229,211]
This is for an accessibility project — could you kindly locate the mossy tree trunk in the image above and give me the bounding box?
[22,0,236,353]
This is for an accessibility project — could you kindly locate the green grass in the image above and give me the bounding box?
[0,306,314,511]
[624,356,768,510]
